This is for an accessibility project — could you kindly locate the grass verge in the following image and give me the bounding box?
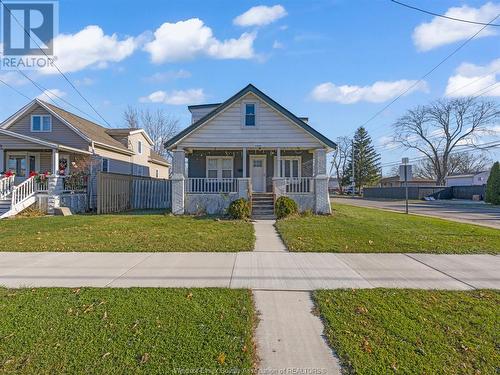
[0,214,254,252]
[0,288,256,374]
[275,204,500,253]
[314,289,499,374]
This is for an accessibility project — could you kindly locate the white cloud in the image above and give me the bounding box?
[0,71,27,86]
[40,25,140,74]
[233,5,287,27]
[311,80,429,104]
[36,88,66,101]
[144,69,191,83]
[445,58,500,97]
[144,18,256,63]
[139,88,206,105]
[412,2,500,51]
[75,77,95,86]
[272,40,284,49]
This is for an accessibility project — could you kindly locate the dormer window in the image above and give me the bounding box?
[31,115,52,132]
[137,140,143,154]
[245,103,255,126]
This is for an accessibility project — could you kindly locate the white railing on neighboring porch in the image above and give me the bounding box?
[11,176,36,207]
[0,175,15,199]
[185,178,238,193]
[285,177,314,193]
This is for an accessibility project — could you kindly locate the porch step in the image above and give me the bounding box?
[251,193,275,219]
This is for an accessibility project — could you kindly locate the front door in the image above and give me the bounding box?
[250,156,266,192]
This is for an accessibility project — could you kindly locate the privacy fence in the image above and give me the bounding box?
[96,172,172,214]
[363,185,486,200]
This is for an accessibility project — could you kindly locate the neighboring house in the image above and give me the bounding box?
[165,84,336,216]
[445,171,490,187]
[0,99,170,180]
[328,177,340,192]
[379,176,438,188]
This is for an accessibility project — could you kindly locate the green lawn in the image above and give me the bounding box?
[0,288,256,374]
[276,204,500,253]
[314,289,499,374]
[0,214,254,252]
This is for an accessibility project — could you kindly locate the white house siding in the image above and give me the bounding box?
[446,171,489,187]
[178,93,324,149]
[190,105,220,123]
[8,106,89,150]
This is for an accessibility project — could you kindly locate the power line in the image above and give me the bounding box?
[390,0,500,27]
[0,77,31,100]
[0,0,113,127]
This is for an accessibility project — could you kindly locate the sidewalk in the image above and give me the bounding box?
[0,252,498,289]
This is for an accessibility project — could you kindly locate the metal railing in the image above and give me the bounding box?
[0,175,15,199]
[185,178,238,193]
[62,174,89,192]
[285,177,313,193]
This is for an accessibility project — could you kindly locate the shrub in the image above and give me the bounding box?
[485,162,500,205]
[275,196,298,219]
[227,198,251,219]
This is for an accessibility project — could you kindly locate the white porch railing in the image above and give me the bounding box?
[0,175,15,199]
[11,176,36,207]
[185,178,238,193]
[285,177,314,193]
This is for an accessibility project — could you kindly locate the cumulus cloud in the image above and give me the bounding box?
[310,80,429,104]
[144,18,256,63]
[445,58,500,97]
[233,5,287,27]
[36,88,66,101]
[412,2,500,51]
[0,71,27,86]
[143,69,191,83]
[139,88,206,105]
[40,25,140,74]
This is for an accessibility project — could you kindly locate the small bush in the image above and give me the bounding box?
[227,198,251,220]
[275,196,298,219]
[485,161,500,205]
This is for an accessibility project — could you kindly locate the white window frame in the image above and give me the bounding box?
[102,158,109,172]
[206,156,234,179]
[6,151,40,176]
[137,140,143,155]
[241,101,258,128]
[274,156,301,178]
[31,115,52,132]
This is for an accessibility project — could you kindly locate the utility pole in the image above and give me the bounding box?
[351,139,355,194]
[400,157,410,214]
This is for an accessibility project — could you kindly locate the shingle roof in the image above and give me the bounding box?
[165,84,337,149]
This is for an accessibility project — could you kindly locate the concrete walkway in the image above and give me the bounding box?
[253,219,287,252]
[1,252,498,289]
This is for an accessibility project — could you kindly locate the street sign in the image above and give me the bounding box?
[399,164,413,182]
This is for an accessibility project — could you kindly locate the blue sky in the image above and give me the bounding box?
[1,0,499,171]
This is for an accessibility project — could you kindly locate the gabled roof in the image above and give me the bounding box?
[165,84,337,149]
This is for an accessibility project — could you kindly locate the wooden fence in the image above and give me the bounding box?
[97,172,172,214]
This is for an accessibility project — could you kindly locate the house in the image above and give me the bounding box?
[0,99,169,217]
[379,175,438,188]
[165,84,336,216]
[445,171,490,187]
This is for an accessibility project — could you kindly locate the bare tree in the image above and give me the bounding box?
[123,107,180,158]
[393,97,499,185]
[449,152,493,175]
[330,136,352,194]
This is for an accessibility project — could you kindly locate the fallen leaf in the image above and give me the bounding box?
[217,352,226,365]
[72,288,80,294]
[368,240,374,245]
[102,352,111,359]
[362,338,372,353]
[140,353,149,364]
[355,306,368,314]
[102,311,108,320]
[186,292,193,300]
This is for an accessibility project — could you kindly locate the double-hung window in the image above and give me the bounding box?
[280,158,300,178]
[206,157,233,179]
[31,115,52,132]
[244,103,255,126]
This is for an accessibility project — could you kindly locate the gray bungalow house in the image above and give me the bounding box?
[166,84,336,217]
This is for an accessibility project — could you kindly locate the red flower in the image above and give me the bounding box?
[29,171,38,177]
[4,170,14,177]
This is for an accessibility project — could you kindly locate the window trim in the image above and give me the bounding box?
[31,115,52,132]
[241,101,258,128]
[137,140,143,155]
[274,156,301,178]
[206,156,234,179]
[101,158,109,173]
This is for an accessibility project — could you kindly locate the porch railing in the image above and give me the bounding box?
[285,177,313,193]
[11,176,36,207]
[62,174,89,192]
[185,178,238,193]
[0,175,15,199]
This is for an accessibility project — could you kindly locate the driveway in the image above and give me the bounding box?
[332,197,500,229]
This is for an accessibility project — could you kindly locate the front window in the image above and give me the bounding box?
[206,157,233,179]
[280,158,300,178]
[137,140,143,154]
[31,115,52,132]
[102,158,109,172]
[245,103,255,126]
[7,155,27,176]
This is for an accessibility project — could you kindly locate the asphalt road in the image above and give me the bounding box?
[332,197,500,229]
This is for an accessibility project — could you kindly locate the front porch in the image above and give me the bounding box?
[170,147,330,216]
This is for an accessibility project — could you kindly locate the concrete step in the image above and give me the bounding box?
[252,215,276,220]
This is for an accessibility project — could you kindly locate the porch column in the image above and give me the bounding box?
[47,175,63,215]
[313,148,331,214]
[52,149,59,175]
[242,147,247,178]
[0,147,4,172]
[171,149,185,215]
[276,148,281,177]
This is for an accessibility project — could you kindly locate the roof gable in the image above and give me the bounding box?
[165,84,337,149]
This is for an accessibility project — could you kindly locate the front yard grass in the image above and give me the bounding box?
[0,288,256,374]
[0,214,254,252]
[276,204,500,253]
[314,289,499,374]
